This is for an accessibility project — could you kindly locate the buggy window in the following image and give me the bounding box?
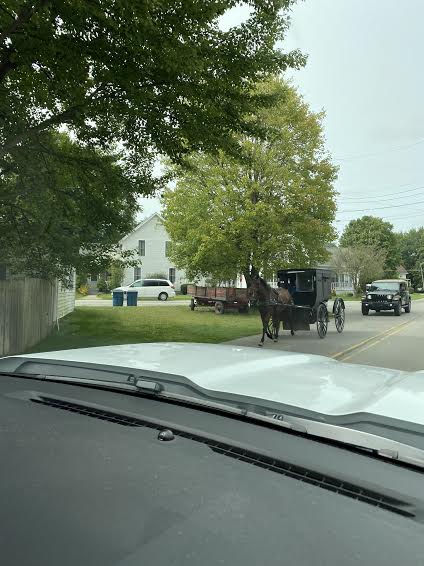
[296,273,314,292]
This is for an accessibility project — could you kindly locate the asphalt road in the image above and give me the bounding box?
[229,299,424,372]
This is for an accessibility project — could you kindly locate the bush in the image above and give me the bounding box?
[110,262,124,289]
[76,272,88,288]
[97,278,110,293]
[146,272,168,279]
[180,283,188,295]
[78,284,89,296]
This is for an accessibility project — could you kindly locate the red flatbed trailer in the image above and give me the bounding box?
[187,285,249,314]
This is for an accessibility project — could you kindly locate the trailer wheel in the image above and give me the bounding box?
[215,301,225,315]
[190,298,195,311]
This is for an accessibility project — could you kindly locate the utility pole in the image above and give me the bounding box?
[420,262,424,290]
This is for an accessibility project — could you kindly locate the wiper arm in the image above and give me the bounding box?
[4,366,424,470]
[255,412,424,470]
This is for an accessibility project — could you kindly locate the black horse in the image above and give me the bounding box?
[249,275,295,347]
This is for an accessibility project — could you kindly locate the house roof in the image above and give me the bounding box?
[120,212,165,243]
[397,265,408,273]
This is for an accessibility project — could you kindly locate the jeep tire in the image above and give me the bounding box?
[394,302,402,316]
[404,299,411,313]
[362,305,369,316]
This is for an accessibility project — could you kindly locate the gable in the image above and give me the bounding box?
[120,213,168,244]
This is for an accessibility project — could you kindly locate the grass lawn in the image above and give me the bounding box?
[28,306,261,353]
[95,293,189,301]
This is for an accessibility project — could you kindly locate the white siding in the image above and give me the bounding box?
[121,214,199,290]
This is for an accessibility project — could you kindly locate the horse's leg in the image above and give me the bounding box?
[275,316,281,342]
[290,304,295,336]
[258,309,267,347]
[273,307,279,342]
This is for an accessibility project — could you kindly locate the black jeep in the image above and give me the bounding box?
[361,279,411,316]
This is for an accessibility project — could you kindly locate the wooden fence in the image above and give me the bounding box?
[0,279,59,357]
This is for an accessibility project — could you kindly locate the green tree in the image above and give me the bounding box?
[162,78,337,284]
[0,0,303,167]
[0,131,139,281]
[332,245,386,293]
[339,216,399,275]
[110,261,124,290]
[397,228,424,288]
[1,1,304,280]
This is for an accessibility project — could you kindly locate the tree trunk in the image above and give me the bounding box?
[244,265,258,288]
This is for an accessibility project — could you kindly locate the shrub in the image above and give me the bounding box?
[78,284,89,296]
[110,262,124,289]
[146,272,168,279]
[76,272,88,288]
[97,278,110,293]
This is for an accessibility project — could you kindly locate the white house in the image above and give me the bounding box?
[397,265,408,280]
[120,213,193,291]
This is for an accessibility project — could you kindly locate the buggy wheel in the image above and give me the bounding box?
[214,301,225,315]
[317,303,328,339]
[333,298,345,333]
[190,298,195,311]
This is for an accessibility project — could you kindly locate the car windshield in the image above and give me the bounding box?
[370,282,400,292]
[2,5,424,560]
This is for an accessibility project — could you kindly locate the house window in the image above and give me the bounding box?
[138,240,145,256]
[168,268,176,283]
[134,267,142,280]
[90,274,98,282]
[165,241,171,257]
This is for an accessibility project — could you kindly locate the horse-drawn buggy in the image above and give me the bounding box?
[250,268,345,345]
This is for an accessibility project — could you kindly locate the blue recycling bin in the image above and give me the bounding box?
[112,290,124,306]
[126,290,138,306]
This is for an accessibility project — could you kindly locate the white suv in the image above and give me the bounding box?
[112,279,176,301]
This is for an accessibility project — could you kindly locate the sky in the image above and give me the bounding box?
[139,0,424,236]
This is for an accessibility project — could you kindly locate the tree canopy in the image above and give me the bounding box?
[162,78,337,284]
[0,131,139,280]
[397,227,424,288]
[1,0,303,165]
[332,245,386,293]
[339,216,399,274]
[1,0,304,279]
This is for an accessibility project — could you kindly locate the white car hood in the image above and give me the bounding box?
[23,343,424,425]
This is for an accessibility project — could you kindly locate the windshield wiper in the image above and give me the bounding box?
[3,364,424,470]
[130,379,424,470]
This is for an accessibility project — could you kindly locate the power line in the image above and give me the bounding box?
[338,198,424,215]
[338,181,420,197]
[333,138,424,162]
[338,185,424,201]
[335,209,424,223]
